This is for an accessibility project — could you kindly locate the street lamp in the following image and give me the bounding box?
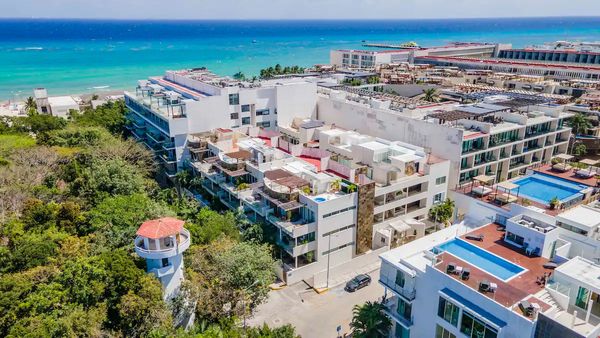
[242,280,260,332]
[326,232,339,289]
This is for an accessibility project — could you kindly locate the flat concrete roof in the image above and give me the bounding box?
[556,206,600,231]
[556,256,600,289]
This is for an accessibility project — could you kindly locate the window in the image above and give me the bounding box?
[436,325,456,338]
[322,241,355,255]
[228,93,239,105]
[436,176,447,185]
[297,232,315,244]
[241,104,250,112]
[557,221,588,236]
[395,325,410,338]
[438,297,459,326]
[258,121,271,128]
[161,258,169,267]
[322,224,355,237]
[459,311,498,338]
[241,117,251,125]
[230,113,239,120]
[433,193,444,204]
[256,109,270,116]
[575,286,590,309]
[506,232,525,246]
[395,270,406,288]
[322,205,356,218]
[396,298,412,321]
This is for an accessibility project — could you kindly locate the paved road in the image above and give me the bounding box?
[248,269,384,338]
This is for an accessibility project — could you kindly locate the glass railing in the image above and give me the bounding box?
[379,275,416,300]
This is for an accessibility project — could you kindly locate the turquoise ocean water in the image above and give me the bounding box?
[1,17,600,100]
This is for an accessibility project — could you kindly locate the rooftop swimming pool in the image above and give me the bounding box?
[434,238,525,281]
[510,173,587,205]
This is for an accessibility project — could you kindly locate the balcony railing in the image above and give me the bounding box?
[134,229,191,259]
[379,276,416,301]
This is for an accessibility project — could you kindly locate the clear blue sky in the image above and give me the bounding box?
[2,0,600,19]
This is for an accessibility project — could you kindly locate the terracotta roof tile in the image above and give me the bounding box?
[137,217,184,239]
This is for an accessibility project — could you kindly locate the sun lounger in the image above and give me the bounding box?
[465,234,484,241]
[472,186,492,196]
[552,163,572,172]
[575,170,596,179]
[496,193,518,204]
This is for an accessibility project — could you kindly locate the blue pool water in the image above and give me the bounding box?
[510,173,587,205]
[314,197,326,203]
[435,239,525,281]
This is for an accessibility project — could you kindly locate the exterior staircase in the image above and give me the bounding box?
[535,288,565,318]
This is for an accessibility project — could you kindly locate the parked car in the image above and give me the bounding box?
[344,274,372,292]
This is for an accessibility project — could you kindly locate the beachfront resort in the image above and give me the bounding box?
[5,39,600,337]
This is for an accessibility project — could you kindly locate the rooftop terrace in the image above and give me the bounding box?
[434,224,554,316]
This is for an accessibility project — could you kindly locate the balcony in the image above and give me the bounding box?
[134,229,191,260]
[382,298,413,327]
[525,130,551,139]
[379,275,416,301]
[268,214,314,236]
[509,161,527,170]
[158,152,177,164]
[162,141,176,151]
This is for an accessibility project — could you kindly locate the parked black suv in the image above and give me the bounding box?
[344,274,372,292]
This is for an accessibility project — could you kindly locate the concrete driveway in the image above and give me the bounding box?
[247,269,384,338]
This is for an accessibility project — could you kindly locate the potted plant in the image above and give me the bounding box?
[549,197,560,210]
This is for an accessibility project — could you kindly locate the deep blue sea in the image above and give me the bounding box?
[1,17,600,100]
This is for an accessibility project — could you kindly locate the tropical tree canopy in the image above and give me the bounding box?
[569,113,592,136]
[423,88,439,102]
[350,301,392,338]
[429,198,455,225]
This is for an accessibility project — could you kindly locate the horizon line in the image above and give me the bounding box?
[1,15,600,21]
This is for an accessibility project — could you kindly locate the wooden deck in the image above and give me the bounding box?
[435,224,555,316]
[535,164,599,187]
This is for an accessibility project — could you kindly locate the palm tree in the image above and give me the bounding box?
[423,88,438,102]
[274,64,282,75]
[429,198,455,228]
[233,71,246,81]
[24,96,37,112]
[569,113,592,136]
[350,301,392,338]
[174,170,190,200]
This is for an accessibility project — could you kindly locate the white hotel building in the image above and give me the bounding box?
[378,201,600,338]
[316,87,573,188]
[189,123,450,287]
[124,68,316,176]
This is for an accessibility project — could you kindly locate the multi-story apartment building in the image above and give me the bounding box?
[188,123,450,288]
[378,201,600,338]
[317,87,573,188]
[330,43,507,69]
[124,68,317,176]
[418,55,600,81]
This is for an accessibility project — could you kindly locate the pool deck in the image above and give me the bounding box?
[535,164,599,187]
[454,183,561,215]
[435,224,554,316]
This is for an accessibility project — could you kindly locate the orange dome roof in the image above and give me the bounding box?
[137,217,184,239]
